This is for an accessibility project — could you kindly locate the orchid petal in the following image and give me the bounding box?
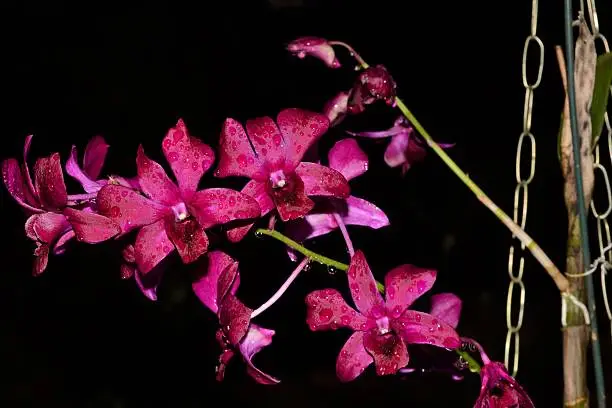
[276,108,329,168]
[226,180,274,243]
[63,208,121,243]
[122,244,136,263]
[134,268,160,301]
[189,188,261,229]
[82,135,109,180]
[136,145,180,206]
[65,146,102,193]
[245,116,286,168]
[336,331,374,382]
[192,250,238,313]
[285,213,336,243]
[53,230,75,255]
[328,138,368,181]
[394,310,461,350]
[286,37,341,69]
[29,212,70,243]
[22,135,38,200]
[2,158,43,213]
[215,118,262,178]
[383,131,413,168]
[97,185,166,233]
[162,119,215,195]
[134,219,174,274]
[363,330,409,376]
[341,196,390,230]
[33,244,49,276]
[305,289,369,331]
[34,153,68,210]
[164,216,208,264]
[295,162,350,199]
[475,362,535,408]
[323,91,349,127]
[347,251,384,316]
[239,324,280,385]
[347,121,406,139]
[429,293,462,329]
[384,265,436,314]
[269,172,314,221]
[219,295,252,346]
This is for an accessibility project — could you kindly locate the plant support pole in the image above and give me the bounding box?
[562,2,606,407]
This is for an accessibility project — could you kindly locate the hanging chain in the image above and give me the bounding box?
[505,0,543,377]
[585,0,612,342]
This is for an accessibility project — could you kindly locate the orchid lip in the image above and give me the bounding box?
[171,202,189,221]
[376,316,390,334]
[269,170,287,189]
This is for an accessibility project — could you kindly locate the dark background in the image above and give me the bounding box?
[1,0,611,406]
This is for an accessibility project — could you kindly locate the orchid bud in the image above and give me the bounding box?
[287,37,341,68]
[347,65,397,114]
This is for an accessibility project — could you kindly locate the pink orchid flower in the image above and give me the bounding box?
[2,136,121,274]
[305,250,460,382]
[192,251,279,384]
[475,361,535,407]
[284,138,389,259]
[286,37,341,69]
[347,65,397,114]
[96,119,262,286]
[349,116,454,174]
[214,108,350,242]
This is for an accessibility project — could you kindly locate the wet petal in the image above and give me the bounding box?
[328,138,368,181]
[363,330,408,376]
[216,118,262,178]
[2,158,43,212]
[34,153,68,210]
[276,108,329,168]
[136,145,180,206]
[189,188,261,229]
[164,216,208,264]
[323,91,349,127]
[97,185,166,233]
[63,208,121,243]
[33,243,49,276]
[342,196,390,230]
[65,146,102,193]
[305,289,369,331]
[286,37,341,69]
[82,135,109,180]
[347,251,384,317]
[134,219,174,274]
[219,293,252,346]
[192,251,238,313]
[336,331,374,382]
[246,116,286,167]
[53,230,75,255]
[22,135,38,200]
[429,293,462,329]
[226,180,274,243]
[268,172,314,221]
[162,119,215,195]
[295,162,350,199]
[394,310,461,350]
[384,265,436,314]
[475,362,535,408]
[239,324,280,385]
[29,212,70,243]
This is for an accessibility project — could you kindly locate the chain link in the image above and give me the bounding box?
[505,0,542,376]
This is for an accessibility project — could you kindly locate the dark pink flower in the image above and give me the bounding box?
[474,361,535,408]
[349,116,453,174]
[287,37,341,69]
[215,108,350,242]
[285,139,389,258]
[305,251,460,382]
[97,119,261,288]
[323,91,350,127]
[192,251,279,384]
[347,65,396,114]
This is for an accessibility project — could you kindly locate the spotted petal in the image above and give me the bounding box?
[226,180,274,243]
[394,310,461,350]
[474,362,535,408]
[63,208,121,243]
[189,188,261,229]
[429,293,462,329]
[164,216,208,264]
[192,251,238,313]
[136,145,180,206]
[347,251,384,317]
[134,219,174,274]
[97,185,166,233]
[216,118,262,178]
[34,153,68,210]
[336,331,373,382]
[276,108,329,168]
[363,330,408,376]
[295,162,350,199]
[384,265,436,315]
[305,289,369,331]
[27,212,70,243]
[269,172,314,221]
[239,324,280,385]
[328,138,368,181]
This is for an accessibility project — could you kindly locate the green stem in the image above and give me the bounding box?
[456,350,481,373]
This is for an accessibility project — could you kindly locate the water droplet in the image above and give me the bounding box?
[255,231,264,238]
[327,265,337,275]
[303,262,312,271]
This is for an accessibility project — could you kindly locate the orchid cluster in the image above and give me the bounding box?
[2,37,535,407]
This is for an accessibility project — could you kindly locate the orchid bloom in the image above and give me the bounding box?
[2,136,121,274]
[347,65,397,114]
[305,251,460,382]
[192,251,279,384]
[214,108,350,242]
[475,361,535,407]
[284,138,389,259]
[286,37,341,69]
[323,91,350,127]
[349,116,454,174]
[96,119,261,290]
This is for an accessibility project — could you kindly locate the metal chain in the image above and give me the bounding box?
[505,0,543,377]
[585,0,612,342]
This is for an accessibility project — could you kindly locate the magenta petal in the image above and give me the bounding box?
[305,289,369,331]
[22,135,38,200]
[134,219,174,274]
[29,212,70,243]
[336,332,374,382]
[53,230,75,255]
[192,250,237,313]
[269,172,314,221]
[245,116,286,167]
[63,208,121,243]
[97,185,166,233]
[286,37,341,69]
[219,294,252,346]
[347,251,384,316]
[429,293,462,329]
[276,108,329,168]
[2,158,43,213]
[384,265,436,314]
[189,188,261,229]
[323,91,350,127]
[475,362,535,408]
[164,216,208,264]
[215,118,262,178]
[342,196,390,230]
[394,310,461,350]
[136,146,180,206]
[82,135,109,180]
[134,268,159,301]
[239,324,280,385]
[295,162,350,199]
[34,153,68,210]
[328,138,368,181]
[226,180,274,243]
[65,146,102,193]
[33,244,50,276]
[285,213,336,243]
[363,330,408,376]
[162,119,215,195]
[383,131,412,168]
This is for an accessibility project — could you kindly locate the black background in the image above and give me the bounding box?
[1,0,611,406]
